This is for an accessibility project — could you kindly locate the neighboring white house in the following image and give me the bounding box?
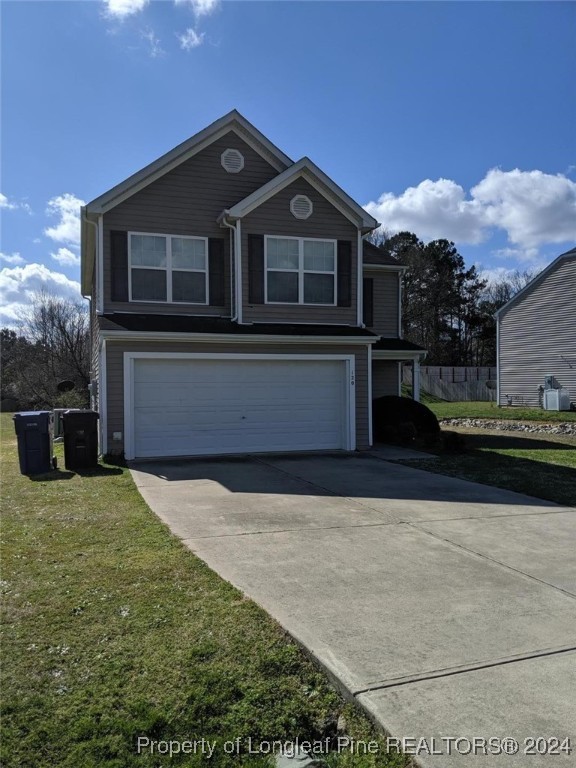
[496,247,576,408]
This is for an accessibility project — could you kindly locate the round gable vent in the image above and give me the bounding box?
[290,194,313,220]
[221,148,244,173]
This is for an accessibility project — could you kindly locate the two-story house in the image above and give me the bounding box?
[81,111,425,460]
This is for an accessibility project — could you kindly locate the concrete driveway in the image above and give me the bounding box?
[130,454,576,766]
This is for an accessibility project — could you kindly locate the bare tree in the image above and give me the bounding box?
[7,291,90,408]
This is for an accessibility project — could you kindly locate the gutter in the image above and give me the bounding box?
[99,330,378,345]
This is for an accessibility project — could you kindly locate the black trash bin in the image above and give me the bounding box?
[13,411,56,475]
[62,410,100,470]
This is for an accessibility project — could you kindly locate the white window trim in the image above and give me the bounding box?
[264,235,337,306]
[123,352,356,460]
[128,231,209,305]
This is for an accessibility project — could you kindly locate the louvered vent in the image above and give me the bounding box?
[290,194,313,219]
[221,148,244,173]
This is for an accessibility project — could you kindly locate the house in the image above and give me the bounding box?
[81,110,426,459]
[495,247,576,408]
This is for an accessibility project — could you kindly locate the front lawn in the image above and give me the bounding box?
[0,413,407,768]
[402,428,576,506]
[426,399,576,422]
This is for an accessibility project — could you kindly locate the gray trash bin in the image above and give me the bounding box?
[13,411,56,475]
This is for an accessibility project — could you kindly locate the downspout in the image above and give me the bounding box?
[357,230,364,327]
[220,213,242,323]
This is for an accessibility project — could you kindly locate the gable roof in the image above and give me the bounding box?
[85,110,292,215]
[224,156,379,234]
[363,241,406,269]
[495,247,576,319]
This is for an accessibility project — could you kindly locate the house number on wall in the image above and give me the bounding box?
[351,371,355,386]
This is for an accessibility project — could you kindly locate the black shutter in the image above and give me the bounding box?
[208,238,225,306]
[248,234,265,304]
[337,240,352,307]
[110,230,129,302]
[363,277,374,327]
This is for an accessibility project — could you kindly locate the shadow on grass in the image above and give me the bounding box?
[28,465,124,480]
[28,469,75,481]
[406,446,576,506]
[460,431,576,452]
[72,465,124,477]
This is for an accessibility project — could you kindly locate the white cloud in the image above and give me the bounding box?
[0,252,26,266]
[0,263,82,324]
[478,266,537,285]
[0,193,32,214]
[104,0,148,19]
[0,193,17,210]
[471,168,576,249]
[492,246,540,263]
[141,28,164,57]
[178,27,204,50]
[365,168,576,252]
[365,178,486,244]
[51,248,81,267]
[44,193,85,247]
[175,0,219,18]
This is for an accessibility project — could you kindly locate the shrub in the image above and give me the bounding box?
[373,396,440,443]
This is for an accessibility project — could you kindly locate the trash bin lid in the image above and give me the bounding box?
[13,410,52,420]
[62,409,100,422]
[13,411,53,431]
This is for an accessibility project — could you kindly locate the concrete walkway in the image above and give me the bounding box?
[130,454,576,766]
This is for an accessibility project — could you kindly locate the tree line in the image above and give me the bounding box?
[1,241,537,409]
[1,292,90,411]
[371,231,537,366]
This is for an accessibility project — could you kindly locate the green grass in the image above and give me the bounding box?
[400,385,576,422]
[403,429,576,506]
[428,400,576,422]
[0,413,408,768]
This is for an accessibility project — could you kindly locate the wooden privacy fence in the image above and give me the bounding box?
[403,366,497,401]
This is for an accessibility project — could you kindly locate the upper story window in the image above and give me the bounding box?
[129,233,208,303]
[265,236,336,305]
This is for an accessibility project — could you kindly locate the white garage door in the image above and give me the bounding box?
[130,357,350,458]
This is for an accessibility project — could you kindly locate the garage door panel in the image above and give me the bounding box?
[130,358,350,458]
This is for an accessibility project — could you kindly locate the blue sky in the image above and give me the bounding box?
[1,0,575,323]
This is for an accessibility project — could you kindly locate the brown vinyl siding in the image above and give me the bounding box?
[241,178,359,325]
[104,340,371,454]
[364,269,399,337]
[372,361,400,398]
[102,131,279,315]
[498,256,576,407]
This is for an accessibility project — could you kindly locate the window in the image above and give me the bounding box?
[265,236,336,305]
[129,233,208,303]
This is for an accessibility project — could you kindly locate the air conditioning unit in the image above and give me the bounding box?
[544,374,558,390]
[543,388,571,411]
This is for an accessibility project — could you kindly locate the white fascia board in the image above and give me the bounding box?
[372,349,426,361]
[100,330,377,345]
[227,157,379,231]
[86,112,292,215]
[363,263,407,272]
[80,208,98,296]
